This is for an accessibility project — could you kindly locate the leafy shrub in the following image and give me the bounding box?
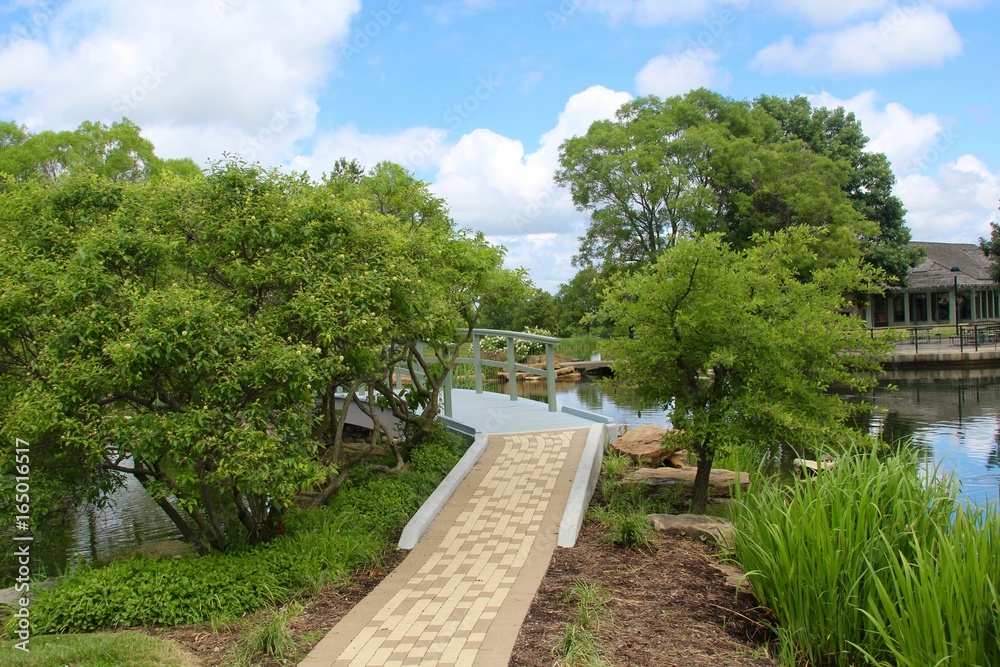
[732,451,1000,667]
[479,327,556,361]
[410,439,462,477]
[23,430,472,634]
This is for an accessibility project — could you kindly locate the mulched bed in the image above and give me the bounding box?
[509,520,778,667]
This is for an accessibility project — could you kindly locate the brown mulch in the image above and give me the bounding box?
[509,520,777,667]
[152,525,776,667]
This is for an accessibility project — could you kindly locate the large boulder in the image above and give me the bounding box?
[611,424,682,466]
[623,466,749,497]
[647,514,734,549]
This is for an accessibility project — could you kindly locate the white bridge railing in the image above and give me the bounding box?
[392,329,562,418]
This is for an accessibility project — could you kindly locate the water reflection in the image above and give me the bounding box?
[870,369,1000,507]
[36,470,182,577]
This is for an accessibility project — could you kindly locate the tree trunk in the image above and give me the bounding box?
[691,453,714,514]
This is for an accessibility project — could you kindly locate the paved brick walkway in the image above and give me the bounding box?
[300,428,589,667]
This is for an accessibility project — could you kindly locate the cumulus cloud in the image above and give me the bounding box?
[897,155,1000,243]
[430,85,632,236]
[584,0,748,26]
[753,6,962,75]
[289,125,451,176]
[808,90,946,174]
[0,0,361,164]
[635,49,729,98]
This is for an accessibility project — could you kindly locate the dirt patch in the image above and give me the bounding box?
[508,520,777,667]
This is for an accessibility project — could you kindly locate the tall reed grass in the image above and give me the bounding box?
[731,451,1000,666]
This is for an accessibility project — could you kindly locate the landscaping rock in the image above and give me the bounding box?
[623,466,750,497]
[611,424,680,465]
[647,513,734,549]
[666,449,688,468]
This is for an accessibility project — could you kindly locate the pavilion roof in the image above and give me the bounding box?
[901,242,995,290]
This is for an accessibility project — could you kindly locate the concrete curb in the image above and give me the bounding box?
[557,423,612,548]
[397,432,490,550]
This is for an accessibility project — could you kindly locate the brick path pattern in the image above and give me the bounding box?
[300,428,589,667]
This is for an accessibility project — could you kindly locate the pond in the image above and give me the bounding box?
[501,373,1000,508]
[35,369,1000,576]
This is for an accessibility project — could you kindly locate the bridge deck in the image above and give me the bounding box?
[444,388,605,433]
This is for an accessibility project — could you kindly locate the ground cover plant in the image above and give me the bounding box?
[732,450,1000,666]
[3,428,467,638]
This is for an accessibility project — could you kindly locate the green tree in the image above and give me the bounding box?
[979,213,1000,282]
[0,119,200,183]
[755,95,924,284]
[557,90,911,278]
[0,157,511,551]
[554,266,609,335]
[600,230,891,511]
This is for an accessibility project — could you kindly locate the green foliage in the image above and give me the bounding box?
[604,513,657,551]
[0,631,197,667]
[600,231,892,510]
[479,327,557,361]
[980,219,1000,283]
[19,431,470,634]
[556,89,877,273]
[228,602,303,667]
[409,439,462,478]
[0,144,511,550]
[732,451,1000,667]
[555,581,613,667]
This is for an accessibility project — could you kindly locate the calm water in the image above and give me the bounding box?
[506,373,1000,508]
[867,369,1000,507]
[39,370,1000,573]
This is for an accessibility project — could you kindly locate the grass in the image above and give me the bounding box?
[731,449,1000,667]
[555,335,605,360]
[554,580,613,667]
[4,428,470,640]
[0,631,200,667]
[226,601,303,667]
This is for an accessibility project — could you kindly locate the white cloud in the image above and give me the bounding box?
[0,0,361,163]
[753,6,962,75]
[808,90,946,174]
[764,0,980,26]
[489,231,583,292]
[290,125,451,176]
[897,155,1000,243]
[584,0,746,26]
[431,85,632,236]
[635,49,729,98]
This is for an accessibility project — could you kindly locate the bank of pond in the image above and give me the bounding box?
[3,372,1000,666]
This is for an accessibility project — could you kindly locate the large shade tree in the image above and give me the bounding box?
[0,151,512,552]
[557,89,918,282]
[601,230,892,511]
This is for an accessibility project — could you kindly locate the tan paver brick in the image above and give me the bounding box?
[299,427,589,666]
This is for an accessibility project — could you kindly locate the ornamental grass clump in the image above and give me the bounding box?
[732,450,1000,667]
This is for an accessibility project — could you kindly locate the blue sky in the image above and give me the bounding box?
[1,0,998,291]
